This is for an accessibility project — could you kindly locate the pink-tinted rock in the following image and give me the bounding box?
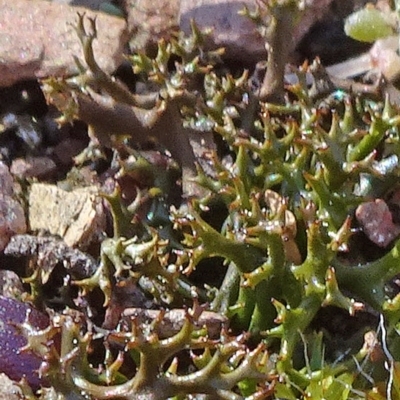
[0,296,50,390]
[0,0,129,87]
[0,194,27,252]
[369,36,400,81]
[125,0,179,48]
[0,161,14,197]
[0,163,27,251]
[180,0,265,62]
[10,156,57,180]
[356,199,400,247]
[125,0,336,64]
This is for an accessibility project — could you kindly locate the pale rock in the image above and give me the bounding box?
[29,183,105,248]
[0,373,23,400]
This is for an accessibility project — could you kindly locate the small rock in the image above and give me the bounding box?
[0,296,50,390]
[103,279,154,329]
[29,183,105,248]
[180,0,266,63]
[0,194,27,252]
[4,234,97,281]
[2,113,44,152]
[0,373,24,400]
[126,0,336,65]
[369,36,400,81]
[10,156,57,180]
[0,161,14,197]
[0,163,27,251]
[124,0,180,51]
[0,0,129,87]
[0,270,24,298]
[356,199,400,247]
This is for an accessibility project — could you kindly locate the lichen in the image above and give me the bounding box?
[13,2,400,399]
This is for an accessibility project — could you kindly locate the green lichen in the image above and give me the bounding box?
[22,2,400,399]
[19,302,271,400]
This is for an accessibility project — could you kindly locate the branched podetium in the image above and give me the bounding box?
[33,5,400,399]
[172,54,400,386]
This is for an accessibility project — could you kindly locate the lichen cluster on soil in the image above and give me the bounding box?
[1,1,400,399]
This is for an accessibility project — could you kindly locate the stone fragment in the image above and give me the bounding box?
[0,194,27,252]
[125,0,336,65]
[370,36,400,81]
[0,296,50,390]
[29,183,105,248]
[0,270,24,298]
[0,0,129,87]
[0,373,24,400]
[0,161,14,196]
[180,0,265,62]
[4,234,97,281]
[356,199,400,247]
[0,162,27,252]
[124,0,180,50]
[10,156,57,180]
[103,279,154,329]
[52,138,87,166]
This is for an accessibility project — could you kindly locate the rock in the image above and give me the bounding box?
[4,234,97,281]
[0,270,24,298]
[0,0,129,87]
[10,156,57,180]
[356,199,400,248]
[124,0,180,51]
[179,0,266,63]
[369,36,400,81]
[293,0,337,45]
[0,162,27,252]
[103,279,154,329]
[0,194,27,252]
[29,183,105,248]
[0,161,14,197]
[125,0,265,63]
[0,373,24,400]
[0,0,373,87]
[0,296,50,390]
[125,0,337,65]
